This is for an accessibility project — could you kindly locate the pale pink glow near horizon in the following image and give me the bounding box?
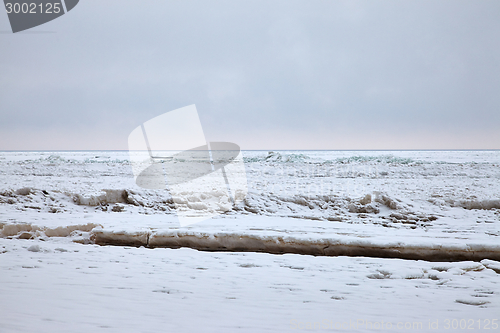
[1,126,498,151]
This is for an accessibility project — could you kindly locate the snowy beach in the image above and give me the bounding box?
[0,150,499,332]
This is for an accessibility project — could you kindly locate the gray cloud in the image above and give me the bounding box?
[1,0,499,149]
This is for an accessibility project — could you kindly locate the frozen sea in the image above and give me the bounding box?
[0,150,499,332]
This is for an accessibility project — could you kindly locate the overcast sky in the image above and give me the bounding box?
[1,0,499,150]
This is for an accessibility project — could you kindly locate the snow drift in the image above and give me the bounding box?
[92,228,500,262]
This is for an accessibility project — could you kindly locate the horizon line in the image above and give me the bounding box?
[1,149,499,152]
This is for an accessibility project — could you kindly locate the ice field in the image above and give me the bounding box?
[0,150,499,332]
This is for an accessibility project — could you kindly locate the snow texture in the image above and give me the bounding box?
[0,150,499,332]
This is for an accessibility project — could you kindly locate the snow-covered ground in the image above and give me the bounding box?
[0,150,499,332]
